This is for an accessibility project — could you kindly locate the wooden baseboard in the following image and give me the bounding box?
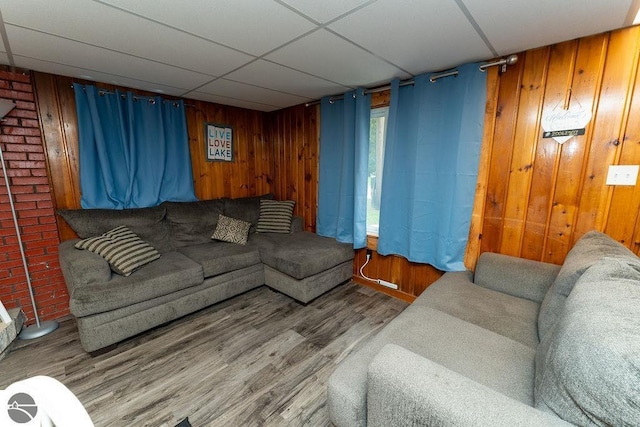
[352,275,416,303]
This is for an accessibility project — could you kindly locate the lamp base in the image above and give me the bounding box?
[18,320,59,340]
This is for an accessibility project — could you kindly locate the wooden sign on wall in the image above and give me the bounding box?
[206,123,234,162]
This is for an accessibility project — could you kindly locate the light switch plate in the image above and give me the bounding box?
[606,165,639,186]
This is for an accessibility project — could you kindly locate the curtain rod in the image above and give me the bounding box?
[305,54,518,107]
[71,85,196,107]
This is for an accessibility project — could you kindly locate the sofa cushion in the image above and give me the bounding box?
[59,239,112,291]
[474,252,560,303]
[69,251,203,317]
[537,231,637,341]
[178,242,261,278]
[162,199,225,248]
[534,257,640,425]
[58,206,171,252]
[250,231,354,279]
[256,199,295,233]
[224,194,273,233]
[75,226,161,276]
[328,303,536,427]
[211,215,251,245]
[415,272,540,349]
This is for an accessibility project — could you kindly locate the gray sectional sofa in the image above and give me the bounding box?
[58,194,354,353]
[328,231,640,426]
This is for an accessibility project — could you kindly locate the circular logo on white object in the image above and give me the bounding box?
[7,392,38,423]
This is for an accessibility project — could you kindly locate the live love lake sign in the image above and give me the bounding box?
[206,123,233,162]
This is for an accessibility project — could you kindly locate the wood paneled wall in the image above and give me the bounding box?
[470,25,640,265]
[186,101,271,201]
[33,72,273,241]
[268,105,319,232]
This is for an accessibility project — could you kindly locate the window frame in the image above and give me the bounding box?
[366,106,389,238]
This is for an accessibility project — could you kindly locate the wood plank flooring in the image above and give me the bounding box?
[0,282,407,426]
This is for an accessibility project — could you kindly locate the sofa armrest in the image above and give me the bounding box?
[474,252,561,303]
[367,344,571,427]
[58,240,112,294]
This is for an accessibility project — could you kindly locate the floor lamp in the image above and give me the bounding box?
[0,98,58,339]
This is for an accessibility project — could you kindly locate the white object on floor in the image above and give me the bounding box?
[0,376,93,426]
[0,301,11,324]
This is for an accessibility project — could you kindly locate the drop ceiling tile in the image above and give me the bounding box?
[100,0,317,56]
[186,91,280,112]
[196,78,309,108]
[13,56,186,96]
[329,0,493,75]
[464,0,632,55]
[279,0,372,23]
[266,29,411,87]
[225,60,350,99]
[0,0,253,76]
[6,25,213,90]
[0,51,9,66]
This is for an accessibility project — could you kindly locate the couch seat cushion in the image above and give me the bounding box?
[178,242,261,278]
[534,257,640,426]
[415,272,540,348]
[538,231,638,341]
[328,303,536,427]
[70,251,203,317]
[250,232,354,279]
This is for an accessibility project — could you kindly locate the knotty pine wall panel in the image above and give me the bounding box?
[267,105,319,232]
[186,100,271,201]
[472,25,640,262]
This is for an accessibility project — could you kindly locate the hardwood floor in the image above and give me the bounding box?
[0,282,407,426]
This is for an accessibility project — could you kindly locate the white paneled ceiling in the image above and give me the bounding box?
[0,0,637,112]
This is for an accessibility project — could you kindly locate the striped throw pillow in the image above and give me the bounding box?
[75,225,161,276]
[256,200,295,233]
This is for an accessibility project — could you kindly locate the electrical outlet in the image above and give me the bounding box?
[366,249,373,257]
[378,279,398,290]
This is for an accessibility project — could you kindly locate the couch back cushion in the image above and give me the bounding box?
[224,194,273,233]
[162,199,225,248]
[534,257,640,425]
[58,206,171,252]
[537,231,637,341]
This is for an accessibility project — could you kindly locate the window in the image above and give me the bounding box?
[367,107,388,236]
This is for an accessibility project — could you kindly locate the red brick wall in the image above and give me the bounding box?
[0,69,69,323]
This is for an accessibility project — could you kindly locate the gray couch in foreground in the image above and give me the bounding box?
[58,194,353,353]
[328,231,640,426]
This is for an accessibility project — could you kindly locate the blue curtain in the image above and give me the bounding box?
[377,63,486,271]
[317,89,371,248]
[74,84,197,209]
